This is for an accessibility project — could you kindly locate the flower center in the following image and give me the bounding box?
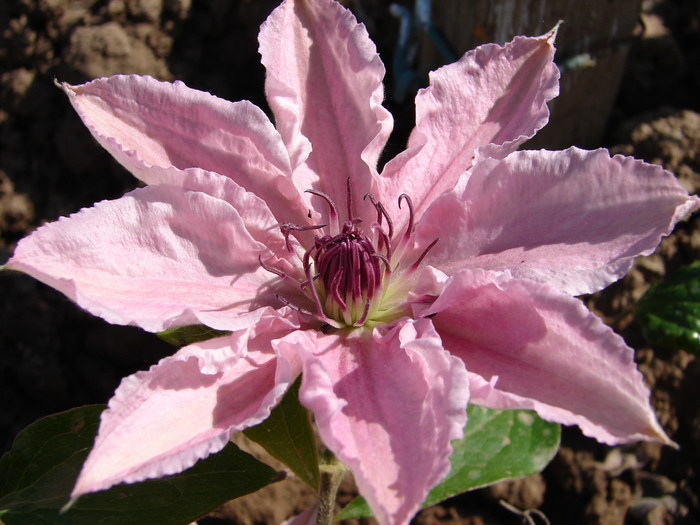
[260,185,438,329]
[309,220,383,326]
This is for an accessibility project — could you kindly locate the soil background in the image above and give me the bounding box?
[1,0,700,524]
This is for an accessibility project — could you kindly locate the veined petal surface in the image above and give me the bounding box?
[426,269,670,445]
[277,319,469,525]
[419,148,700,296]
[147,167,301,265]
[72,310,300,497]
[259,0,392,220]
[63,75,307,224]
[7,185,284,332]
[380,29,559,226]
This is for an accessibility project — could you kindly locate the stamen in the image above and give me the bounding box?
[329,272,349,316]
[398,194,414,239]
[346,177,353,221]
[299,273,320,292]
[280,222,326,253]
[409,237,439,271]
[303,244,327,317]
[306,189,339,234]
[275,184,426,327]
[372,224,392,261]
[259,255,289,279]
[274,294,315,316]
[371,252,391,272]
[363,193,394,238]
[354,296,373,326]
[388,194,415,266]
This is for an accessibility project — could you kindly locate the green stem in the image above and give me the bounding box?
[315,454,348,525]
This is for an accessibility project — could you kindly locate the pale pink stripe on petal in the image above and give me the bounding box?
[277,319,469,525]
[418,148,700,296]
[143,166,304,266]
[62,76,306,223]
[72,313,300,497]
[7,185,285,332]
[426,269,671,445]
[380,29,559,226]
[259,0,392,220]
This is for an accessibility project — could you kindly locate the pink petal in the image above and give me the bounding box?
[380,29,559,226]
[6,185,289,332]
[73,310,301,497]
[159,167,301,264]
[426,269,671,445]
[62,76,307,224]
[418,148,700,296]
[277,319,469,525]
[259,0,392,220]
[282,505,318,525]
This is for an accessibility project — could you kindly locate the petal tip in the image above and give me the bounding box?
[546,21,562,44]
[54,77,69,91]
[647,422,677,448]
[59,79,81,95]
[60,495,80,515]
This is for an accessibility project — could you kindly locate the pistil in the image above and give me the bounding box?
[260,187,438,328]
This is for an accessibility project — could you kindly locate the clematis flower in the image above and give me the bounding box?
[5,0,699,524]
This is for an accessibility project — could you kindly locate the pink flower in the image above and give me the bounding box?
[5,0,698,524]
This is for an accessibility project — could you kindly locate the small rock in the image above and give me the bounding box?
[126,0,163,23]
[637,472,677,497]
[163,0,191,19]
[0,68,36,108]
[0,170,34,236]
[62,22,171,80]
[627,497,674,525]
[107,0,127,16]
[482,474,546,510]
[635,255,666,279]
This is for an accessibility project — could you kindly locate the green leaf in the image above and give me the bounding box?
[635,261,700,355]
[0,405,278,525]
[157,325,232,346]
[335,405,560,520]
[244,377,320,490]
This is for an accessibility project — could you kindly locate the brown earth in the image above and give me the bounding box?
[1,1,700,524]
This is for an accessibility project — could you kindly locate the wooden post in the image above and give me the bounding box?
[419,0,642,149]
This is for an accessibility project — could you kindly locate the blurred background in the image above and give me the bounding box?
[1,0,699,523]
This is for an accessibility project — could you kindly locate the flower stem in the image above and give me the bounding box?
[315,453,348,525]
